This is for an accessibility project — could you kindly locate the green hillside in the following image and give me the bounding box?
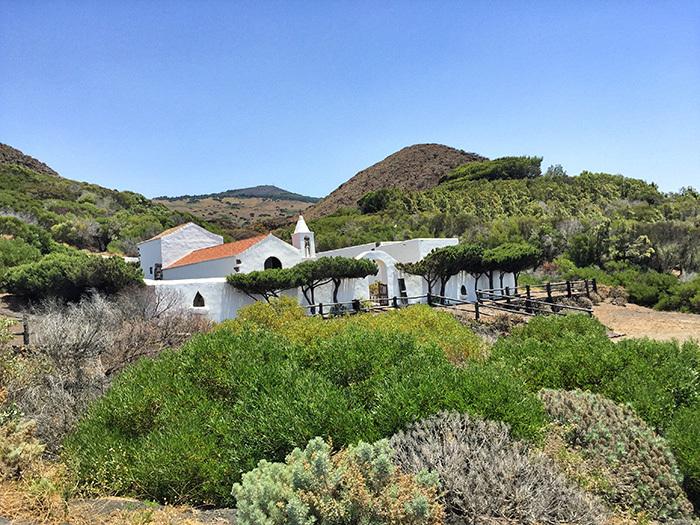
[0,145,224,258]
[298,157,700,311]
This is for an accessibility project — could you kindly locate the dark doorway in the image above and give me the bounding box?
[264,256,282,269]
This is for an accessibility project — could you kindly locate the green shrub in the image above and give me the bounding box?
[493,315,700,504]
[1,252,143,301]
[232,437,444,525]
[667,403,700,509]
[625,271,679,307]
[0,238,42,273]
[390,411,605,524]
[656,277,700,314]
[494,315,700,431]
[220,300,485,364]
[65,324,544,506]
[540,389,693,521]
[443,156,542,183]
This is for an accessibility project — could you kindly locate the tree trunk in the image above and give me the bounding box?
[332,278,340,303]
[488,271,494,289]
[499,272,505,289]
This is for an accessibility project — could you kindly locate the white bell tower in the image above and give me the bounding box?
[292,215,315,258]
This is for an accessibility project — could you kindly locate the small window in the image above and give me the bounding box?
[149,266,153,275]
[264,256,282,269]
[193,292,205,308]
[460,285,468,296]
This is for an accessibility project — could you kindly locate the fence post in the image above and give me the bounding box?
[546,282,552,302]
[352,299,360,312]
[584,279,590,297]
[427,292,432,306]
[566,280,572,298]
[392,296,398,309]
[22,315,29,346]
[475,302,480,320]
[592,278,598,293]
[319,303,324,316]
[525,285,532,313]
[505,286,511,305]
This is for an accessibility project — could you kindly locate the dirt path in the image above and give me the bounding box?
[594,302,700,342]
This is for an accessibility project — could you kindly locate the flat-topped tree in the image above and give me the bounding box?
[398,245,470,298]
[227,268,300,303]
[454,244,486,295]
[483,242,540,288]
[397,257,441,296]
[295,256,378,305]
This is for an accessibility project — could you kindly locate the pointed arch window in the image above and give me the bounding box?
[460,285,468,296]
[193,292,205,308]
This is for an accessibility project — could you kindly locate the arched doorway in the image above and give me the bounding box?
[264,256,282,269]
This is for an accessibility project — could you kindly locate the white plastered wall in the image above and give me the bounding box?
[162,235,304,280]
[161,224,223,268]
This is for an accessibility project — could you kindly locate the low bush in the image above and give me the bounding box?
[1,289,210,452]
[493,315,700,506]
[0,238,42,274]
[390,411,605,524]
[65,321,544,506]
[0,410,45,481]
[656,277,700,314]
[220,299,485,364]
[667,402,700,509]
[540,389,693,521]
[232,437,443,525]
[1,252,143,301]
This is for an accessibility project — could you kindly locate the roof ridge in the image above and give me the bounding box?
[165,233,269,270]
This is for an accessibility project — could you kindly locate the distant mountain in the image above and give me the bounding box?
[154,185,319,237]
[156,184,320,203]
[305,144,487,218]
[0,143,60,177]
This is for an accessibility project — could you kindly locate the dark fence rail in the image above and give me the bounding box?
[301,279,595,320]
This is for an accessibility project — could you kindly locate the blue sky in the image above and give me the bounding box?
[1,1,699,198]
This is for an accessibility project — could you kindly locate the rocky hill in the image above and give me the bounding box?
[0,143,60,177]
[156,184,319,203]
[305,144,487,218]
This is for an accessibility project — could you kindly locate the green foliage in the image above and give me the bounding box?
[227,268,300,302]
[667,402,700,507]
[493,315,700,503]
[65,308,543,505]
[656,277,700,314]
[358,188,402,214]
[442,156,543,183]
[294,256,378,304]
[541,389,693,520]
[0,415,46,481]
[483,241,540,286]
[1,252,143,301]
[0,238,42,277]
[0,216,53,253]
[232,437,444,525]
[0,163,224,256]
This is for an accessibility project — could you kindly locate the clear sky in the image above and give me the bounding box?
[1,0,699,198]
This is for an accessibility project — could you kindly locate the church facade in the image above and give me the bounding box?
[137,216,515,322]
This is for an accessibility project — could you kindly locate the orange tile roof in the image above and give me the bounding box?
[165,234,268,269]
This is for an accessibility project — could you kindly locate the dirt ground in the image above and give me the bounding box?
[594,302,700,342]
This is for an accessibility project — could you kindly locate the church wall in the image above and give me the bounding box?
[160,224,223,268]
[137,239,162,278]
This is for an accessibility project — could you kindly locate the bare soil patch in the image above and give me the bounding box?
[594,302,700,342]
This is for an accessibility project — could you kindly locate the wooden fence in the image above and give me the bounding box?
[302,279,596,320]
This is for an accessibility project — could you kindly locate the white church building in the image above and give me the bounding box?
[137,216,515,322]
